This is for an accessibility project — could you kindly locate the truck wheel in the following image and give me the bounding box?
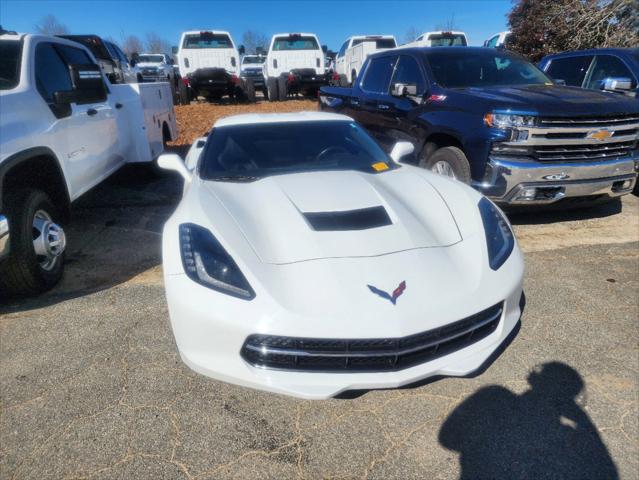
[178,81,190,105]
[267,77,278,102]
[277,76,288,101]
[244,79,256,103]
[421,146,472,184]
[0,189,66,297]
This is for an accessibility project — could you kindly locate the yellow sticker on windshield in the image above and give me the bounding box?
[372,162,389,172]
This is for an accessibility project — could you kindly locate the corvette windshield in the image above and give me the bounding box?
[200,121,395,180]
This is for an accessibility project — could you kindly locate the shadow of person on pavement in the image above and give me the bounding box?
[438,362,618,480]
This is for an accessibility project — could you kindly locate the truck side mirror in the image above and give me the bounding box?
[390,141,414,163]
[322,44,327,53]
[601,77,633,92]
[391,82,417,97]
[157,154,192,182]
[171,46,178,54]
[239,45,245,55]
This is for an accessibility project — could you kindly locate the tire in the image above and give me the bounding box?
[420,146,472,184]
[178,81,190,105]
[244,79,256,103]
[0,189,65,297]
[266,77,278,102]
[277,76,288,101]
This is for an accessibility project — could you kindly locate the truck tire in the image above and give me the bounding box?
[178,81,190,105]
[0,189,66,297]
[277,76,288,101]
[421,146,472,184]
[267,77,278,102]
[244,78,256,103]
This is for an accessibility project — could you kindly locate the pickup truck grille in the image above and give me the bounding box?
[534,140,636,162]
[538,114,639,128]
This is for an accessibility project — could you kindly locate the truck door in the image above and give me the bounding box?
[355,54,399,152]
[384,54,428,147]
[35,42,119,196]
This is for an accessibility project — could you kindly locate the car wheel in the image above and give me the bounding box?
[421,146,472,184]
[267,77,278,101]
[244,78,256,103]
[0,189,66,297]
[277,76,288,101]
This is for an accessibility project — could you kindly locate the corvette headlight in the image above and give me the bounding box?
[478,198,514,270]
[484,112,537,129]
[179,223,255,299]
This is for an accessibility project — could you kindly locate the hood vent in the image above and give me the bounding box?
[303,206,392,231]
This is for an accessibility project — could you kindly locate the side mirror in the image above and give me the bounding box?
[158,153,192,182]
[171,46,178,54]
[130,59,136,67]
[602,77,632,92]
[239,45,246,55]
[391,82,418,98]
[390,141,414,163]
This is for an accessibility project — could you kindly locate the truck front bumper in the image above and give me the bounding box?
[474,152,639,205]
[0,215,9,261]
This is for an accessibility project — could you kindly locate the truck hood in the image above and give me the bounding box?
[201,169,462,264]
[448,84,639,116]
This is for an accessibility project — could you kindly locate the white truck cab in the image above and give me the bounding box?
[263,33,327,101]
[334,35,397,85]
[406,31,468,47]
[133,53,175,83]
[0,32,177,296]
[484,31,512,48]
[176,30,254,102]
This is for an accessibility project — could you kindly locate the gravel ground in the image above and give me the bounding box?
[0,102,638,480]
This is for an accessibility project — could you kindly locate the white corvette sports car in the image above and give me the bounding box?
[159,112,524,399]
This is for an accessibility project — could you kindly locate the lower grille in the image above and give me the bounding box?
[534,140,635,162]
[240,302,503,372]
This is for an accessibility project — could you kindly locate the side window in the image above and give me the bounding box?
[486,35,499,48]
[390,55,425,94]
[56,44,94,65]
[338,40,348,58]
[361,56,397,94]
[114,45,128,64]
[584,55,637,89]
[34,43,73,102]
[545,56,593,87]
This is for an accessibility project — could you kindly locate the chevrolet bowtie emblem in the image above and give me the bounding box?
[586,129,613,141]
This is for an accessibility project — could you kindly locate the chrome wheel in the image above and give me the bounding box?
[432,160,457,179]
[32,209,66,271]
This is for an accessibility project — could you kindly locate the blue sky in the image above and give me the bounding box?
[1,0,512,49]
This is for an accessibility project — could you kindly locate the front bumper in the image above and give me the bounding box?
[163,244,524,399]
[288,70,327,89]
[0,215,9,260]
[475,152,639,205]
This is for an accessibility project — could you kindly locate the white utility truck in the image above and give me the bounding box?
[334,35,397,85]
[405,31,468,47]
[176,30,255,103]
[263,33,327,101]
[0,32,178,296]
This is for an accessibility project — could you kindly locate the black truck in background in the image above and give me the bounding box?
[319,47,639,207]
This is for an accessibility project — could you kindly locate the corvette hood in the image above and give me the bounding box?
[203,169,461,264]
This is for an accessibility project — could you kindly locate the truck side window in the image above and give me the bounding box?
[35,43,73,102]
[545,56,593,87]
[55,44,94,65]
[486,35,499,48]
[391,56,425,94]
[338,40,348,58]
[361,56,397,94]
[584,55,637,89]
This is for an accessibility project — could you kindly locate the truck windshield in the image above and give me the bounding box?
[242,56,264,64]
[183,33,232,49]
[0,41,22,90]
[138,55,164,63]
[200,121,394,180]
[273,36,319,51]
[427,50,552,88]
[353,38,397,49]
[428,34,467,47]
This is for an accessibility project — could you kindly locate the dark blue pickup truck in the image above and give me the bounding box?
[319,47,639,206]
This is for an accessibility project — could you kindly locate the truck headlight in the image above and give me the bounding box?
[484,112,537,128]
[179,224,255,299]
[478,198,514,270]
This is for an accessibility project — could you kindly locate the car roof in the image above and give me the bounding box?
[542,48,639,61]
[215,112,352,128]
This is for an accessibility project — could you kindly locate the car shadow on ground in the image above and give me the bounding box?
[0,159,185,314]
[438,361,619,479]
[506,197,622,225]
